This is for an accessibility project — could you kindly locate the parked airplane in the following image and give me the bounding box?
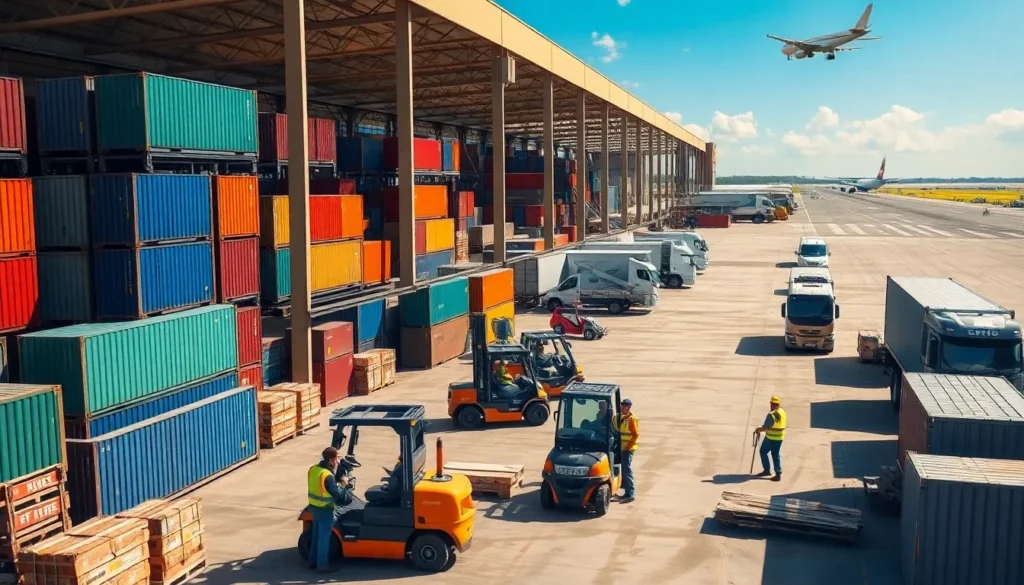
[831,158,898,192]
[768,4,881,61]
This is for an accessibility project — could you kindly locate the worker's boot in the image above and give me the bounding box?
[771,474,782,482]
[755,470,772,478]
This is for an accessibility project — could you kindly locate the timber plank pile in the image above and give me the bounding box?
[0,466,72,581]
[269,383,322,433]
[352,349,397,395]
[257,390,299,448]
[19,516,150,585]
[714,491,862,543]
[116,497,206,585]
[444,462,525,500]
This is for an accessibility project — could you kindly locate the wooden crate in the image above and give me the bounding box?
[268,383,322,432]
[116,497,206,584]
[443,462,525,500]
[353,349,397,395]
[257,390,299,447]
[152,552,206,585]
[714,491,862,543]
[19,517,150,585]
[0,466,73,582]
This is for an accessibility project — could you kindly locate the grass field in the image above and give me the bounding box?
[879,187,1023,205]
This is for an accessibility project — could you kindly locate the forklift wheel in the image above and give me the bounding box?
[409,533,454,572]
[539,480,555,510]
[297,527,342,563]
[583,329,596,341]
[456,406,484,429]
[593,484,611,517]
[524,402,550,426]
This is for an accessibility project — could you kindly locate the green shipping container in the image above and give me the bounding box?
[19,305,238,417]
[0,385,65,485]
[400,277,470,328]
[260,247,290,301]
[94,73,258,154]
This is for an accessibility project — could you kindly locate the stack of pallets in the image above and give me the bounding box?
[270,383,321,433]
[19,517,150,585]
[714,491,862,543]
[352,349,397,395]
[0,466,72,582]
[257,390,298,448]
[444,462,525,500]
[116,497,206,585]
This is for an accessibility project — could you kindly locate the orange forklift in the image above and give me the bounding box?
[519,331,585,398]
[447,314,551,429]
[297,404,475,572]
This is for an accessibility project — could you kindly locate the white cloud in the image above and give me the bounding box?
[985,108,1024,132]
[621,80,640,89]
[711,111,758,141]
[834,105,953,153]
[664,111,682,124]
[807,106,839,131]
[591,32,622,63]
[684,124,710,141]
[740,145,775,155]
[617,0,631,6]
[782,132,833,156]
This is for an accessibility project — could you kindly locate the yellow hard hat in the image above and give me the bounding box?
[770,395,782,405]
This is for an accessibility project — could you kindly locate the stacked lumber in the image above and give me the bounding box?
[116,497,206,585]
[257,390,298,448]
[455,230,469,263]
[714,491,861,543]
[0,466,72,581]
[444,462,524,500]
[269,383,321,432]
[19,517,150,585]
[352,349,397,395]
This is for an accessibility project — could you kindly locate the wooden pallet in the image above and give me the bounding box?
[152,555,207,585]
[863,465,902,513]
[714,491,862,543]
[260,420,321,449]
[443,462,525,500]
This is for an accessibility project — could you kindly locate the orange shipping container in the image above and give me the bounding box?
[214,176,259,238]
[553,233,569,247]
[361,240,392,285]
[383,185,448,221]
[0,179,34,255]
[259,196,289,247]
[469,268,514,312]
[423,218,455,253]
[451,142,461,173]
[339,195,364,239]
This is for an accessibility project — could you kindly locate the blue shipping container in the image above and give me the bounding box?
[36,77,94,154]
[415,250,455,280]
[336,137,384,173]
[66,371,238,439]
[262,336,289,387]
[94,242,214,319]
[38,251,93,323]
[32,175,91,250]
[329,299,386,345]
[512,206,527,226]
[65,385,258,524]
[442,141,455,172]
[91,174,212,247]
[400,277,469,328]
[356,336,387,354]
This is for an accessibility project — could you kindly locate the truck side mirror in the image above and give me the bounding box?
[780,303,786,318]
[834,304,840,318]
[553,410,560,422]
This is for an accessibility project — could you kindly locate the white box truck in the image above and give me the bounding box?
[541,250,659,314]
[577,240,696,288]
[631,231,710,270]
[511,251,568,306]
[689,192,776,224]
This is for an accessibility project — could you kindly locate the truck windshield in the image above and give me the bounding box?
[941,338,1023,374]
[786,295,835,326]
[556,397,611,444]
[800,244,827,257]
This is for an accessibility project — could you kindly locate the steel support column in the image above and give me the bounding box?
[396,0,416,286]
[542,72,555,249]
[285,0,311,383]
[575,90,586,242]
[600,102,610,233]
[647,129,654,223]
[492,47,507,262]
[620,113,629,229]
[635,121,643,225]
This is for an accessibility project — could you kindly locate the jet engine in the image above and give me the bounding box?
[793,50,808,59]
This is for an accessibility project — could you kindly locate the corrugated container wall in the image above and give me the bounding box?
[424,218,455,253]
[32,176,89,250]
[383,185,447,221]
[400,314,470,369]
[415,249,455,280]
[309,196,350,242]
[399,277,469,328]
[261,242,361,299]
[901,453,1024,585]
[382,137,442,171]
[93,242,214,319]
[0,179,35,255]
[309,322,354,362]
[37,251,93,323]
[0,255,39,333]
[239,364,263,392]
[258,114,336,162]
[65,372,238,440]
[35,77,94,154]
[315,353,353,406]
[65,386,258,524]
[0,78,27,154]
[0,384,65,484]
[260,248,289,301]
[470,268,514,312]
[337,137,383,173]
[217,238,259,303]
[91,174,212,246]
[259,196,289,248]
[361,240,391,285]
[332,299,385,345]
[0,338,7,382]
[311,117,336,162]
[236,306,262,367]
[94,73,258,154]
[214,176,259,239]
[18,304,238,417]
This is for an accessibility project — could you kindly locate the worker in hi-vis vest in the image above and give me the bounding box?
[615,398,639,503]
[307,447,353,572]
[754,396,786,482]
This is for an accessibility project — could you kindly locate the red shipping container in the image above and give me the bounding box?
[314,352,354,406]
[505,173,544,190]
[218,237,259,303]
[696,213,732,228]
[382,185,448,222]
[0,78,27,154]
[482,205,493,225]
[456,218,469,233]
[239,364,264,393]
[563,226,578,243]
[258,113,336,162]
[312,321,354,362]
[309,178,357,195]
[0,255,37,333]
[236,306,262,367]
[524,205,545,227]
[448,191,474,219]
[309,195,346,242]
[382,137,442,171]
[0,179,35,255]
[311,117,337,163]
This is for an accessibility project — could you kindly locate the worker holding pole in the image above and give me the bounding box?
[753,396,786,482]
[307,447,353,572]
[616,398,640,503]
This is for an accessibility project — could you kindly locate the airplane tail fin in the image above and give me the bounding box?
[854,3,873,31]
[877,157,886,180]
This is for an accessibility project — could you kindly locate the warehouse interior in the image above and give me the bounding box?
[0,0,715,380]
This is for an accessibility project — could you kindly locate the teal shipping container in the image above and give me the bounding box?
[32,175,90,250]
[19,305,237,417]
[0,384,65,484]
[399,277,470,328]
[260,247,290,301]
[94,73,258,154]
[38,251,93,323]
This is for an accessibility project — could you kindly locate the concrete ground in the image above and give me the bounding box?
[193,185,1024,585]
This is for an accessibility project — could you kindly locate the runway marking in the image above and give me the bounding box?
[1001,231,1024,238]
[900,224,931,236]
[827,223,847,235]
[845,224,867,235]
[959,229,998,239]
[917,225,954,237]
[881,224,911,236]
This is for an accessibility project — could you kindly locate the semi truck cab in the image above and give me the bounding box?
[919,311,1023,388]
[781,282,839,352]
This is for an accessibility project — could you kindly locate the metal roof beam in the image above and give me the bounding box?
[0,0,243,34]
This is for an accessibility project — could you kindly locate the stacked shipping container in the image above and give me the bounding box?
[469,268,516,344]
[382,185,454,279]
[309,322,354,406]
[258,113,337,164]
[32,176,92,323]
[399,278,470,368]
[0,178,38,333]
[0,77,28,177]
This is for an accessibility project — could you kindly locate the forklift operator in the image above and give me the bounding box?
[494,358,529,401]
[582,400,611,434]
[306,447,355,572]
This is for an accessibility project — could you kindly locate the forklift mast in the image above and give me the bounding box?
[470,313,518,392]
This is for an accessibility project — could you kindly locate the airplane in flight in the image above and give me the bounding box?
[831,158,899,192]
[768,4,881,61]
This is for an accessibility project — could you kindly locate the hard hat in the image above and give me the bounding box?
[770,395,782,405]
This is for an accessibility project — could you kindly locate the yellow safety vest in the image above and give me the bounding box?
[497,362,513,385]
[616,414,639,452]
[307,465,334,508]
[765,408,786,441]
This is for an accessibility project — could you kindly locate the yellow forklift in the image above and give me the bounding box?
[518,331,585,398]
[447,314,551,429]
[540,382,623,516]
[297,404,475,572]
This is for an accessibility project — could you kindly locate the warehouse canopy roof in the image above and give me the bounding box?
[0,0,705,152]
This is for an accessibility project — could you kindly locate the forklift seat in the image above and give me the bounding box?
[364,484,401,505]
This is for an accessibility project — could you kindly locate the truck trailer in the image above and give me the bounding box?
[577,241,697,288]
[541,250,659,314]
[630,231,710,270]
[688,192,777,224]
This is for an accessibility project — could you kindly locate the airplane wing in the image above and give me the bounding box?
[859,36,883,41]
[766,35,821,52]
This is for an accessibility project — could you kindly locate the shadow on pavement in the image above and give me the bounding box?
[701,473,759,485]
[736,336,790,357]
[775,261,797,269]
[814,356,888,389]
[830,439,897,479]
[199,547,415,585]
[479,487,589,524]
[810,400,897,435]
[774,288,789,296]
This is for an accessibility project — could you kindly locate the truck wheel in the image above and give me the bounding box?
[593,484,611,516]
[666,275,683,289]
[547,298,563,311]
[540,480,555,509]
[524,402,550,426]
[297,528,311,561]
[456,406,484,429]
[752,213,765,224]
[890,370,902,411]
[608,301,625,315]
[409,533,454,572]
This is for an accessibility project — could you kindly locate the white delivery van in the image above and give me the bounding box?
[578,241,697,288]
[795,237,830,267]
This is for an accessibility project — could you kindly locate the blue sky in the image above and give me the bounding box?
[494,0,1024,177]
